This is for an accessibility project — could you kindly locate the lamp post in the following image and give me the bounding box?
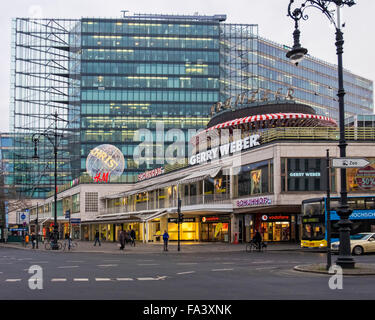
[32,112,63,250]
[286,0,356,269]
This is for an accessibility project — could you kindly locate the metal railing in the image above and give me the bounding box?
[103,193,231,215]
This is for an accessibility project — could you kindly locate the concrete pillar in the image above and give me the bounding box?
[231,213,239,243]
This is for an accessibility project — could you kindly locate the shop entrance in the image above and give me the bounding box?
[260,221,290,241]
[200,216,230,242]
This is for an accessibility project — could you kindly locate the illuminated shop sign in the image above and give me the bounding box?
[168,217,195,223]
[289,172,321,177]
[189,134,260,166]
[86,144,125,181]
[261,215,290,221]
[138,167,165,181]
[201,216,229,223]
[236,196,272,208]
[210,87,295,116]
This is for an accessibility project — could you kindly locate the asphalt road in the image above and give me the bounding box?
[1,247,375,300]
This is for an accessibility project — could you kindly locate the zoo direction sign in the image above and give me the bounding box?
[331,158,370,168]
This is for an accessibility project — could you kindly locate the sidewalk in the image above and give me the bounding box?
[0,240,302,255]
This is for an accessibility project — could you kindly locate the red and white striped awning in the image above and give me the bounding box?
[204,112,337,132]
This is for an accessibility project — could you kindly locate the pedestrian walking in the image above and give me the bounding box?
[25,233,29,248]
[31,232,36,249]
[119,229,125,250]
[130,228,136,247]
[64,232,71,250]
[93,230,101,246]
[163,230,169,252]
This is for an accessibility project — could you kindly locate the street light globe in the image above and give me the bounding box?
[286,47,308,65]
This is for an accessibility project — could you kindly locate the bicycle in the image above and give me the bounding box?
[44,241,62,250]
[63,239,78,251]
[246,240,267,252]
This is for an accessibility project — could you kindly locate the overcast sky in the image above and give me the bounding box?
[1,0,374,132]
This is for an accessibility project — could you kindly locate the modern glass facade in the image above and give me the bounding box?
[80,17,222,182]
[257,37,373,120]
[10,14,373,198]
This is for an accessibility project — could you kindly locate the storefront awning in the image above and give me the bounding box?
[139,209,168,222]
[178,166,222,184]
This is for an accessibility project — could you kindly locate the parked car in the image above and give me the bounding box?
[331,233,375,255]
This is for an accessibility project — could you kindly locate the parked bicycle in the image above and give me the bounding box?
[246,240,267,252]
[44,240,62,250]
[63,239,78,251]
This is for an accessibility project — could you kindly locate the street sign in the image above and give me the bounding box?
[70,218,81,224]
[332,158,370,168]
[65,210,70,219]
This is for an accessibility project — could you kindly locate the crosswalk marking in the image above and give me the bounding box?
[95,278,111,281]
[73,278,89,282]
[212,268,234,272]
[6,279,21,282]
[177,271,195,275]
[51,278,67,282]
[97,264,118,267]
[116,278,134,281]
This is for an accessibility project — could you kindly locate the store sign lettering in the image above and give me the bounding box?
[210,87,295,116]
[262,215,289,221]
[236,197,272,208]
[138,167,165,181]
[189,134,260,166]
[289,172,321,177]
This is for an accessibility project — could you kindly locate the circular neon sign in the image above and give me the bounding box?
[86,144,125,180]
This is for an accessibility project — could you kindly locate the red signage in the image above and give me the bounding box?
[202,216,220,222]
[138,167,164,181]
[262,215,289,221]
[355,165,375,190]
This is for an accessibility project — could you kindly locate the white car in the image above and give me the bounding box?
[331,233,375,255]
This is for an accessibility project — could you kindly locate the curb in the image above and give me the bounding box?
[294,263,375,276]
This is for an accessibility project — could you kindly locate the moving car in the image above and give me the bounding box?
[331,233,375,255]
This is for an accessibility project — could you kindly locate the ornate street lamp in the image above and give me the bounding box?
[286,0,356,269]
[31,112,64,250]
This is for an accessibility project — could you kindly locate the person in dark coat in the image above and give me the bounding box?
[94,230,101,246]
[119,229,125,250]
[130,228,136,247]
[253,229,262,252]
[163,230,169,252]
[31,232,36,249]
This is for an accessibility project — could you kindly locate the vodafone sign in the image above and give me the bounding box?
[261,215,290,221]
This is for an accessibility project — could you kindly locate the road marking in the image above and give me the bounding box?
[58,266,79,269]
[137,263,159,266]
[221,262,235,265]
[73,278,89,282]
[177,263,198,265]
[211,268,234,272]
[177,271,195,275]
[137,276,167,281]
[29,261,48,264]
[66,260,84,263]
[95,278,112,281]
[97,264,118,267]
[5,279,22,282]
[116,278,134,281]
[51,278,67,282]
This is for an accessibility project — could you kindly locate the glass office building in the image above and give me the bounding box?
[10,14,373,198]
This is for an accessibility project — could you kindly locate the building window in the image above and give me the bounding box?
[281,158,335,192]
[235,160,273,197]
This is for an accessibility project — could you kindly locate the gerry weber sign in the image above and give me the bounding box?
[189,134,260,166]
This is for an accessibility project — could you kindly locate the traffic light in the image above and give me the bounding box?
[177,198,183,222]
